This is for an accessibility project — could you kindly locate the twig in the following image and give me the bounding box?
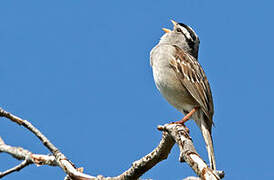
[0,136,59,178]
[0,108,59,155]
[0,137,57,166]
[0,107,95,180]
[0,160,31,178]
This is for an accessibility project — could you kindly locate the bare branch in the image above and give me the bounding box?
[114,131,175,179]
[0,107,224,180]
[0,107,96,180]
[0,160,31,178]
[158,124,221,180]
[0,108,58,154]
[0,137,56,166]
[0,136,58,178]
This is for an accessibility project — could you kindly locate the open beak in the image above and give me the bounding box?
[162,20,178,33]
[162,28,171,33]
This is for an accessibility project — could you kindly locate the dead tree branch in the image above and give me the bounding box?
[0,107,224,180]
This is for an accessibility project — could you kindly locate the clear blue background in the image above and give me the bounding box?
[1,1,273,179]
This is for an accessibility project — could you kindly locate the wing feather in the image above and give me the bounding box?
[169,45,214,123]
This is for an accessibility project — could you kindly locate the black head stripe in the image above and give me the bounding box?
[178,23,196,41]
[178,23,188,28]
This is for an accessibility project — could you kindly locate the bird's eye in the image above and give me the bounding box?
[176,28,182,33]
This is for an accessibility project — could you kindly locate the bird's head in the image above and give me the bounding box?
[160,20,200,59]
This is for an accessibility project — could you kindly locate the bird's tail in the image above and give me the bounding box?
[200,119,216,170]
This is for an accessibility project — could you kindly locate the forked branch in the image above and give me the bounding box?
[0,107,224,180]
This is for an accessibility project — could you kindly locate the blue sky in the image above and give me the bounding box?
[1,1,274,179]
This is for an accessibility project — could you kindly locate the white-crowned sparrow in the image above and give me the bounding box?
[150,20,216,170]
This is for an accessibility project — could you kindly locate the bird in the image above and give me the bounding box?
[150,20,216,170]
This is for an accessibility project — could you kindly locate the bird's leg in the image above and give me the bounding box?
[173,107,199,124]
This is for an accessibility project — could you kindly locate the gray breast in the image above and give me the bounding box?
[150,44,197,113]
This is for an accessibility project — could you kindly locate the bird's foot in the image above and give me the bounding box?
[170,117,190,131]
[172,116,190,125]
[170,121,190,133]
[169,107,199,133]
[179,107,199,124]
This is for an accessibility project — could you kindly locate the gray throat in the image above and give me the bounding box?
[159,33,199,59]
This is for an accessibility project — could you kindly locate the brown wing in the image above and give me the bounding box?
[169,45,214,123]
